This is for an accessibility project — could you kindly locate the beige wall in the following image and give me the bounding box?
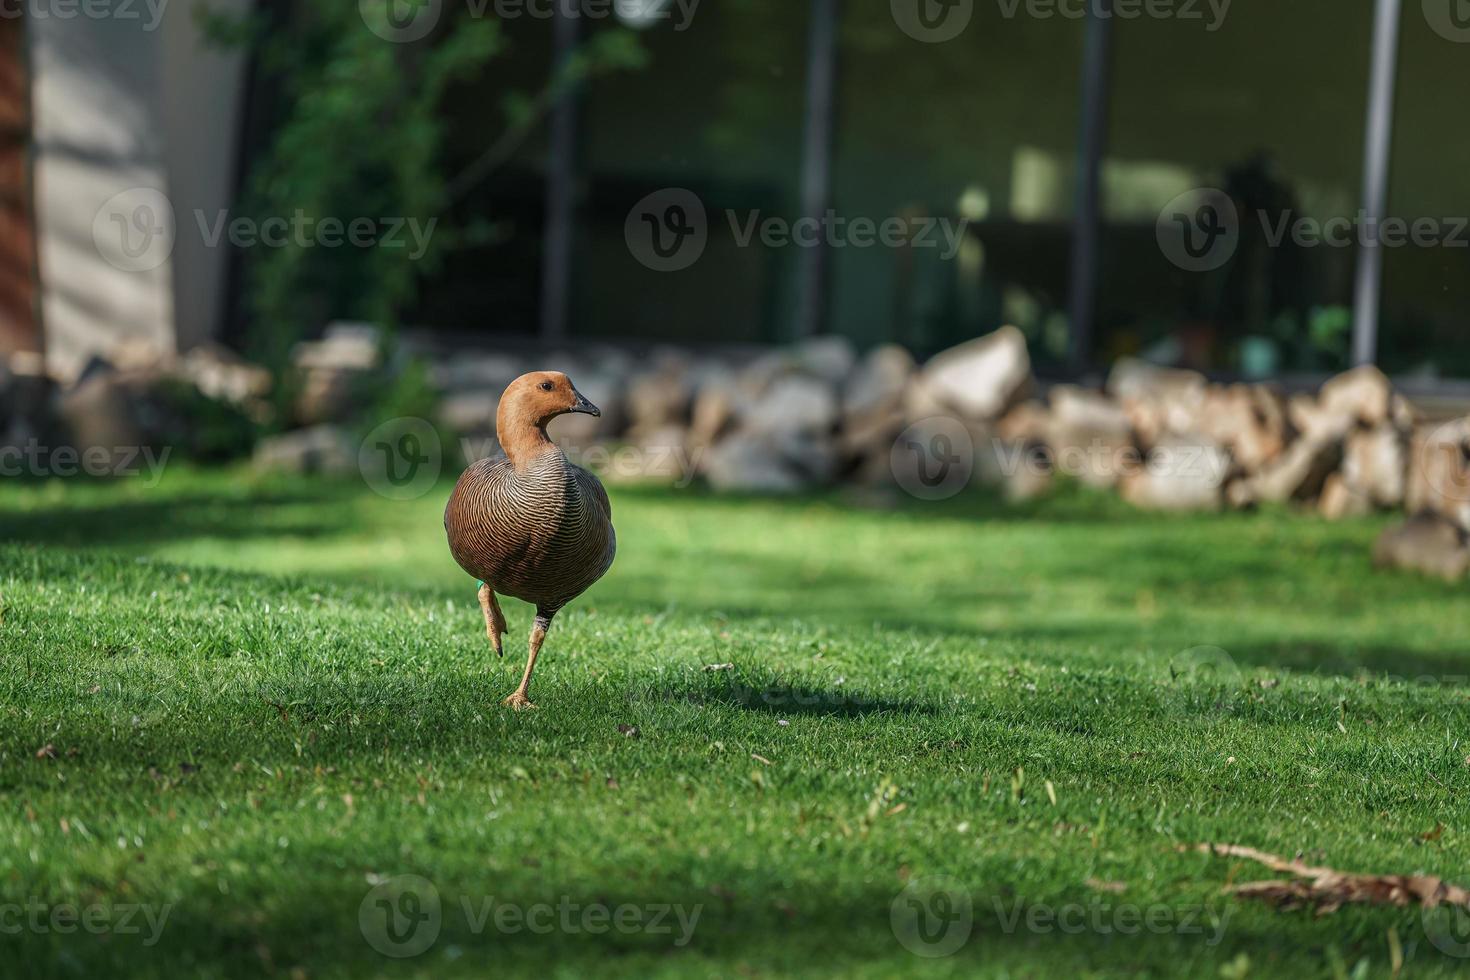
[27,0,248,380]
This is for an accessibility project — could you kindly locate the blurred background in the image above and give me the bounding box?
[1,0,1468,521]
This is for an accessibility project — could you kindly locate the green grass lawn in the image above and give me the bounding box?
[3,469,1470,978]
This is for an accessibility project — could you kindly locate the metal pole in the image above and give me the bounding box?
[794,0,840,338]
[1352,0,1402,367]
[1067,0,1112,373]
[540,6,581,341]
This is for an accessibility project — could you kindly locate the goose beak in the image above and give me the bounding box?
[570,388,601,417]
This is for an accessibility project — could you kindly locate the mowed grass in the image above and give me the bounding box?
[2,469,1470,979]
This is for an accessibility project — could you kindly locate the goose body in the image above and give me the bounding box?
[442,370,615,709]
[444,449,615,611]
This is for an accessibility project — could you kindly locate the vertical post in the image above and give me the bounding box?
[1067,0,1112,373]
[540,6,581,341]
[794,0,840,338]
[1352,0,1402,367]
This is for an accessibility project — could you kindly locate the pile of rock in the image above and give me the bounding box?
[1,344,268,472]
[410,325,1469,581]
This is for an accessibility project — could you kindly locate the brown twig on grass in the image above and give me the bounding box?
[1192,843,1470,915]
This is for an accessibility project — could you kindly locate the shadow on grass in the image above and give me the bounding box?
[16,850,1464,980]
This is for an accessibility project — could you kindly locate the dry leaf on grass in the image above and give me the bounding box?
[1192,843,1470,915]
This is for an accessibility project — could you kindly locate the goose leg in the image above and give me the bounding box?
[477,582,506,657]
[503,610,554,710]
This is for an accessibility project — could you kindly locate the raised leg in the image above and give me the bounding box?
[503,609,555,710]
[477,582,506,658]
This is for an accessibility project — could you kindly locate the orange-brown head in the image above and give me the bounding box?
[496,371,600,466]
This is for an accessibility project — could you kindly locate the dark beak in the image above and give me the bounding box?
[570,388,601,417]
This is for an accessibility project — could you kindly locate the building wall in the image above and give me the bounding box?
[26,0,248,380]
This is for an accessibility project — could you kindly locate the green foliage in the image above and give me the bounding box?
[197,4,646,370]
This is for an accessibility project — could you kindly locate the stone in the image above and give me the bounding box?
[1319,364,1393,428]
[1342,425,1406,508]
[1406,419,1470,530]
[1373,511,1470,582]
[294,322,382,372]
[1048,384,1132,438]
[626,367,692,430]
[1044,385,1137,490]
[180,344,272,407]
[57,371,151,454]
[252,425,356,476]
[1319,473,1372,520]
[702,431,809,494]
[294,367,364,427]
[1119,434,1228,511]
[1228,433,1342,507]
[439,391,501,435]
[689,373,738,448]
[795,335,857,386]
[1003,459,1054,502]
[842,344,914,423]
[744,376,839,438]
[996,401,1050,446]
[919,325,1032,420]
[429,352,523,393]
[1196,384,1286,473]
[603,425,690,485]
[1106,358,1207,445]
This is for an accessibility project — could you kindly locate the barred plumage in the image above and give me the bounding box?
[443,370,616,709]
[444,449,615,612]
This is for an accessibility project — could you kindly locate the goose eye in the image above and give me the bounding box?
[539,382,554,391]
